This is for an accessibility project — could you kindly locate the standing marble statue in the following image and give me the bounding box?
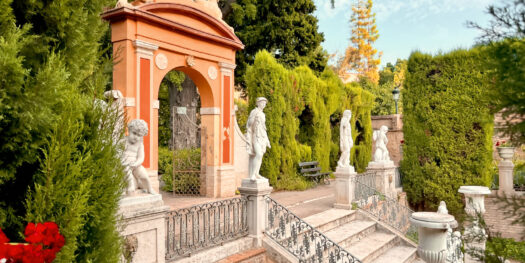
[123,119,156,195]
[373,125,391,162]
[337,110,353,168]
[246,97,271,181]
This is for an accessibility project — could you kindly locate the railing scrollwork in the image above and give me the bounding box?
[354,172,417,242]
[265,196,361,263]
[165,197,248,260]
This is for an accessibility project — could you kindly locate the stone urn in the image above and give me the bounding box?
[410,211,458,263]
[458,186,491,216]
[497,146,515,161]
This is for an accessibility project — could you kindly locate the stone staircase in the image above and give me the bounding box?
[302,208,420,263]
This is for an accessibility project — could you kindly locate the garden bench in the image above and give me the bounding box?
[299,161,331,185]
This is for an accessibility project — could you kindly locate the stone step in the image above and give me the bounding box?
[169,237,255,263]
[324,220,377,248]
[216,247,274,263]
[303,208,356,232]
[371,245,417,263]
[343,231,398,263]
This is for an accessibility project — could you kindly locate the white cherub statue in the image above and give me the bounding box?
[122,119,156,195]
[372,125,391,162]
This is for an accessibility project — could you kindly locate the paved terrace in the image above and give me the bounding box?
[161,180,336,217]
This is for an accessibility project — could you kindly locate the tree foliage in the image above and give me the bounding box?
[402,49,494,215]
[485,39,525,144]
[358,59,406,116]
[338,0,381,83]
[468,0,525,144]
[244,51,373,189]
[467,0,525,43]
[0,0,125,261]
[222,0,327,89]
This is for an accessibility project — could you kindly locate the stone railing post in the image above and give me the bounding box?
[334,167,357,209]
[459,186,491,263]
[238,178,273,246]
[410,202,458,263]
[498,147,515,195]
[367,161,396,198]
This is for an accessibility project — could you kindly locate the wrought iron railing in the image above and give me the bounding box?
[354,172,417,242]
[165,197,248,260]
[265,196,362,263]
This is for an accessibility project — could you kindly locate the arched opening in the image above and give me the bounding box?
[158,70,203,196]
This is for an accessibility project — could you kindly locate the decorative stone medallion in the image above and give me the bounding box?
[186,55,195,67]
[155,53,168,70]
[208,66,218,80]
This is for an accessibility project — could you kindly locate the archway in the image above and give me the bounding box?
[102,0,243,197]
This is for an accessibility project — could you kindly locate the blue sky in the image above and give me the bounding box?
[313,0,497,67]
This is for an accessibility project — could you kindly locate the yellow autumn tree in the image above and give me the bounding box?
[338,0,381,83]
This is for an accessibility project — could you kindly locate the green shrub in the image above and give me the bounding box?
[235,98,248,134]
[401,49,493,214]
[245,51,373,189]
[159,147,201,194]
[485,237,525,262]
[0,0,126,261]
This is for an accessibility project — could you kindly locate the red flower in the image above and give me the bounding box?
[400,139,405,144]
[1,222,65,263]
[0,228,9,244]
[495,141,500,147]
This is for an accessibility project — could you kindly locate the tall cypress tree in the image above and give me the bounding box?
[222,0,326,90]
[0,0,125,261]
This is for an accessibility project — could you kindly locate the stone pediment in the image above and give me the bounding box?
[102,1,244,51]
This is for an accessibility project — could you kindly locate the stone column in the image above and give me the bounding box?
[410,208,458,263]
[238,178,273,246]
[459,186,491,263]
[366,161,396,198]
[334,166,358,209]
[498,147,515,195]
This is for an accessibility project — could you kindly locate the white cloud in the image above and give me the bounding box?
[374,0,497,23]
[314,0,353,20]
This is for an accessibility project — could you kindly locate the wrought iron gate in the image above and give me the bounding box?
[170,106,205,196]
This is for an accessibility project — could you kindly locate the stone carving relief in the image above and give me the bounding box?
[155,53,168,70]
[186,55,195,67]
[123,234,138,262]
[208,66,218,80]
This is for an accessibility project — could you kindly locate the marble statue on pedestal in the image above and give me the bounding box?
[246,97,271,181]
[373,125,391,162]
[337,110,354,168]
[123,119,156,195]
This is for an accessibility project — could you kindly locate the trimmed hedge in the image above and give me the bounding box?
[245,51,372,190]
[401,49,494,214]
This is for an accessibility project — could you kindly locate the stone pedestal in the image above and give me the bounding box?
[367,161,396,198]
[498,159,515,195]
[459,186,491,263]
[119,194,169,263]
[238,178,273,246]
[410,211,458,263]
[334,166,357,210]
